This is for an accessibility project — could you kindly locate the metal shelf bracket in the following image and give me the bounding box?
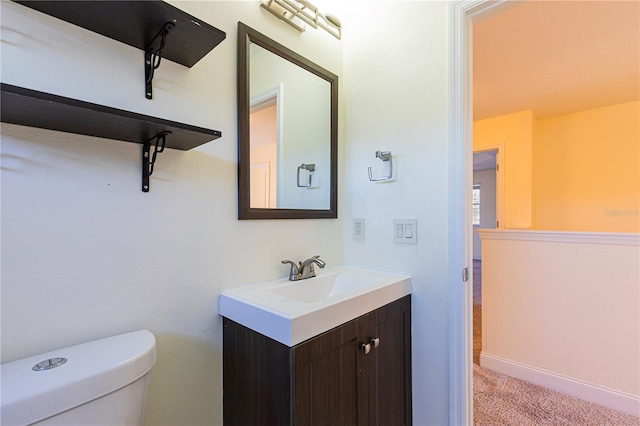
[145,21,176,99]
[142,131,172,192]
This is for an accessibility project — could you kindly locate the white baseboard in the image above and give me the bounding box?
[479,352,640,417]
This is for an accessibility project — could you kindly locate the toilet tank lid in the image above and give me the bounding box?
[1,330,156,426]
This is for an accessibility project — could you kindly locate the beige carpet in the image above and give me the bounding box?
[474,364,640,425]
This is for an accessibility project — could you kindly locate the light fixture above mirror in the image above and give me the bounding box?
[259,0,341,39]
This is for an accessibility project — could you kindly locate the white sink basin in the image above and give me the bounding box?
[219,266,411,346]
[269,270,380,302]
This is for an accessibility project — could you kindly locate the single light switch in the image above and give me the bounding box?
[405,224,413,238]
[396,223,404,238]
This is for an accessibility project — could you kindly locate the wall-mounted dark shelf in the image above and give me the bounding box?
[1,84,221,150]
[1,83,222,191]
[13,0,226,99]
[14,0,225,68]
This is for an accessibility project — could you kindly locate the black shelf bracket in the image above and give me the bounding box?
[145,21,176,100]
[142,131,172,192]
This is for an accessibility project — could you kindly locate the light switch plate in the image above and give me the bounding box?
[393,219,417,244]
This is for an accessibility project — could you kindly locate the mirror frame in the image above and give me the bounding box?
[237,22,338,220]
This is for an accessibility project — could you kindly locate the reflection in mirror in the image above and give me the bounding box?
[249,43,331,210]
[238,22,338,219]
[249,84,279,208]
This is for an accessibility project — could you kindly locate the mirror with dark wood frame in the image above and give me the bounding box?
[237,22,338,219]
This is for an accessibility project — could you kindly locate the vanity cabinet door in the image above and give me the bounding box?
[292,295,411,426]
[293,315,370,426]
[368,295,412,425]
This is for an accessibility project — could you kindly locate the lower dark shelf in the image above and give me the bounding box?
[0,83,221,150]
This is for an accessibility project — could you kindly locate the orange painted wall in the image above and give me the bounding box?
[474,110,534,229]
[534,101,639,232]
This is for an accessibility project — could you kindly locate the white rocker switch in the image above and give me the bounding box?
[394,219,417,244]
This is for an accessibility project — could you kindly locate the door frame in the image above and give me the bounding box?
[448,1,513,424]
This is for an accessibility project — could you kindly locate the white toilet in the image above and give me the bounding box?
[1,330,156,426]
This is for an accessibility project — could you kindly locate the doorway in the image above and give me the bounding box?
[471,149,497,365]
[449,1,515,424]
[472,149,497,260]
[249,85,282,208]
[452,0,639,421]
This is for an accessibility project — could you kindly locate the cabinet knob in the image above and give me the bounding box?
[360,343,371,354]
[370,337,380,348]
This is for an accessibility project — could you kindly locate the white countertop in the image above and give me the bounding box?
[218,265,412,346]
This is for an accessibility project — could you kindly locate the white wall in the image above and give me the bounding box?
[342,2,453,424]
[0,2,344,425]
[479,230,640,416]
[2,2,463,425]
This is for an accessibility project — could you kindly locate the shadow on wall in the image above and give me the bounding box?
[146,332,223,426]
[0,122,236,199]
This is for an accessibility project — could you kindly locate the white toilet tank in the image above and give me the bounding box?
[1,330,156,426]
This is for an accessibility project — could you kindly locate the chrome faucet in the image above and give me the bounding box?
[300,255,326,279]
[281,256,326,281]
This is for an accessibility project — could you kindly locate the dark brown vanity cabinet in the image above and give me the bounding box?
[223,295,412,426]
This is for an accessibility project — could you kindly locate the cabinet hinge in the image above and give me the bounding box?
[496,163,499,172]
[462,267,469,282]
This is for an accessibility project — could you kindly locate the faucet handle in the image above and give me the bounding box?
[281,260,301,281]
